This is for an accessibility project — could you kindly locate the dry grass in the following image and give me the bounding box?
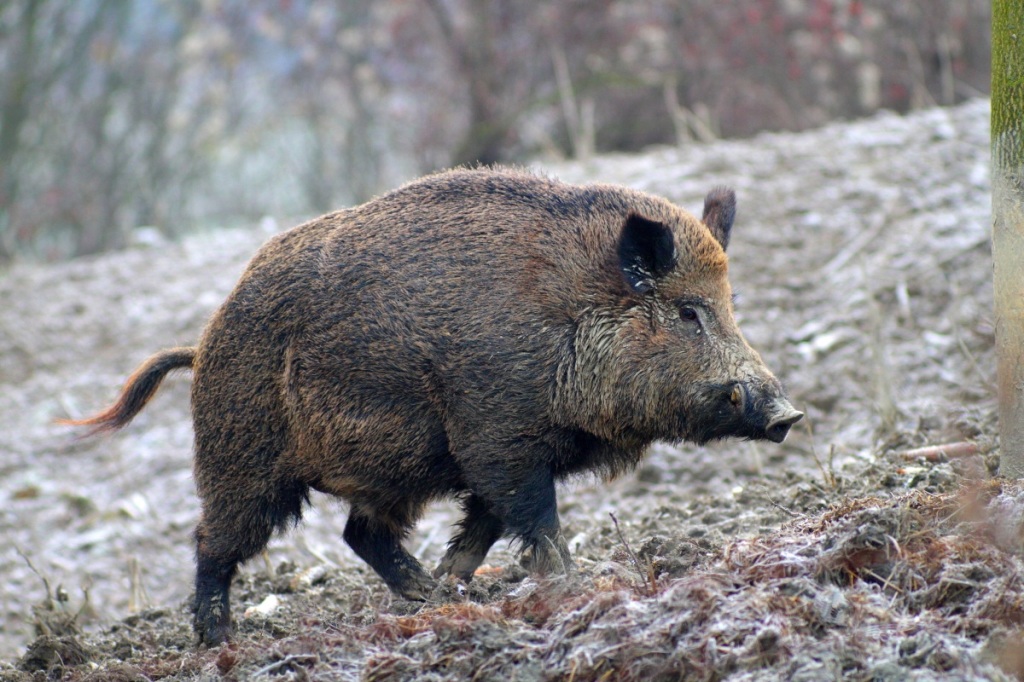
[5,462,1022,681]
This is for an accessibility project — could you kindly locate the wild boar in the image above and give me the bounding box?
[67,168,802,645]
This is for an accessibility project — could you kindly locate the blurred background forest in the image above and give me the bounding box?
[0,0,989,262]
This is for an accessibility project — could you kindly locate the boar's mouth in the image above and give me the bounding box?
[684,381,803,445]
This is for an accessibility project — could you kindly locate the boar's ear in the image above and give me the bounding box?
[618,214,677,294]
[702,186,736,251]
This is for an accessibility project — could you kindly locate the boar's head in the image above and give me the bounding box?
[559,187,802,449]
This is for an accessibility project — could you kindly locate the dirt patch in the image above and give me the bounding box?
[1,99,1013,679]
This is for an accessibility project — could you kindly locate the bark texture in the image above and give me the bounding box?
[993,0,1024,477]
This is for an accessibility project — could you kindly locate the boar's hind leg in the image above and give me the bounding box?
[193,548,236,647]
[343,507,436,600]
[434,494,505,581]
[193,481,308,646]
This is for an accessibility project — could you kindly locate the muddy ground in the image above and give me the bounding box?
[3,98,1023,680]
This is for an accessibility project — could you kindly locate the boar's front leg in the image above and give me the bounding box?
[434,494,505,580]
[343,507,436,600]
[460,445,574,576]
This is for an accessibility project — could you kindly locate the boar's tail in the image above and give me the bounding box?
[60,347,196,436]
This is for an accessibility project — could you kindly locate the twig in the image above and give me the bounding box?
[15,546,52,600]
[898,442,979,462]
[128,556,150,613]
[251,653,317,678]
[803,412,837,490]
[544,535,570,576]
[868,288,900,435]
[296,535,340,568]
[17,545,88,634]
[823,200,894,273]
[609,512,653,595]
[862,567,905,595]
[768,498,801,518]
[955,332,996,393]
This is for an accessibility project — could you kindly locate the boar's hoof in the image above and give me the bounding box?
[193,589,232,648]
[198,622,232,648]
[765,409,804,443]
[433,551,486,582]
[194,609,232,648]
[390,570,438,602]
[520,536,575,575]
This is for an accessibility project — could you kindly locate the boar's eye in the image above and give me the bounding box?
[677,304,705,335]
[679,305,699,323]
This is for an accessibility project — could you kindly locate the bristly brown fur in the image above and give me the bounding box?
[65,167,798,646]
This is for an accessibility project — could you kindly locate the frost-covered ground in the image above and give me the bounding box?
[2,99,1018,680]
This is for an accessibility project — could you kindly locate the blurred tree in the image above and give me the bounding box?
[992,0,1024,478]
[424,0,507,166]
[419,0,630,165]
[0,1,129,258]
[0,0,994,262]
[0,0,41,260]
[261,2,385,209]
[0,0,227,259]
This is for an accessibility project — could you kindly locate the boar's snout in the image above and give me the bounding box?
[729,381,803,444]
[764,406,804,443]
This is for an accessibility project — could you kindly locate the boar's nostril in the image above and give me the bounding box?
[765,410,803,443]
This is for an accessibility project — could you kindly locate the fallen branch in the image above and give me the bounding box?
[898,442,979,462]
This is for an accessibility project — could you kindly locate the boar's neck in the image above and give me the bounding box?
[551,308,654,451]
[548,428,649,481]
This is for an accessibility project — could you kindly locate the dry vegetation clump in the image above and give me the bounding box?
[354,479,1024,682]
[602,487,1022,681]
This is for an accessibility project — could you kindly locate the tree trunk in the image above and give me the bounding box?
[992,0,1024,478]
